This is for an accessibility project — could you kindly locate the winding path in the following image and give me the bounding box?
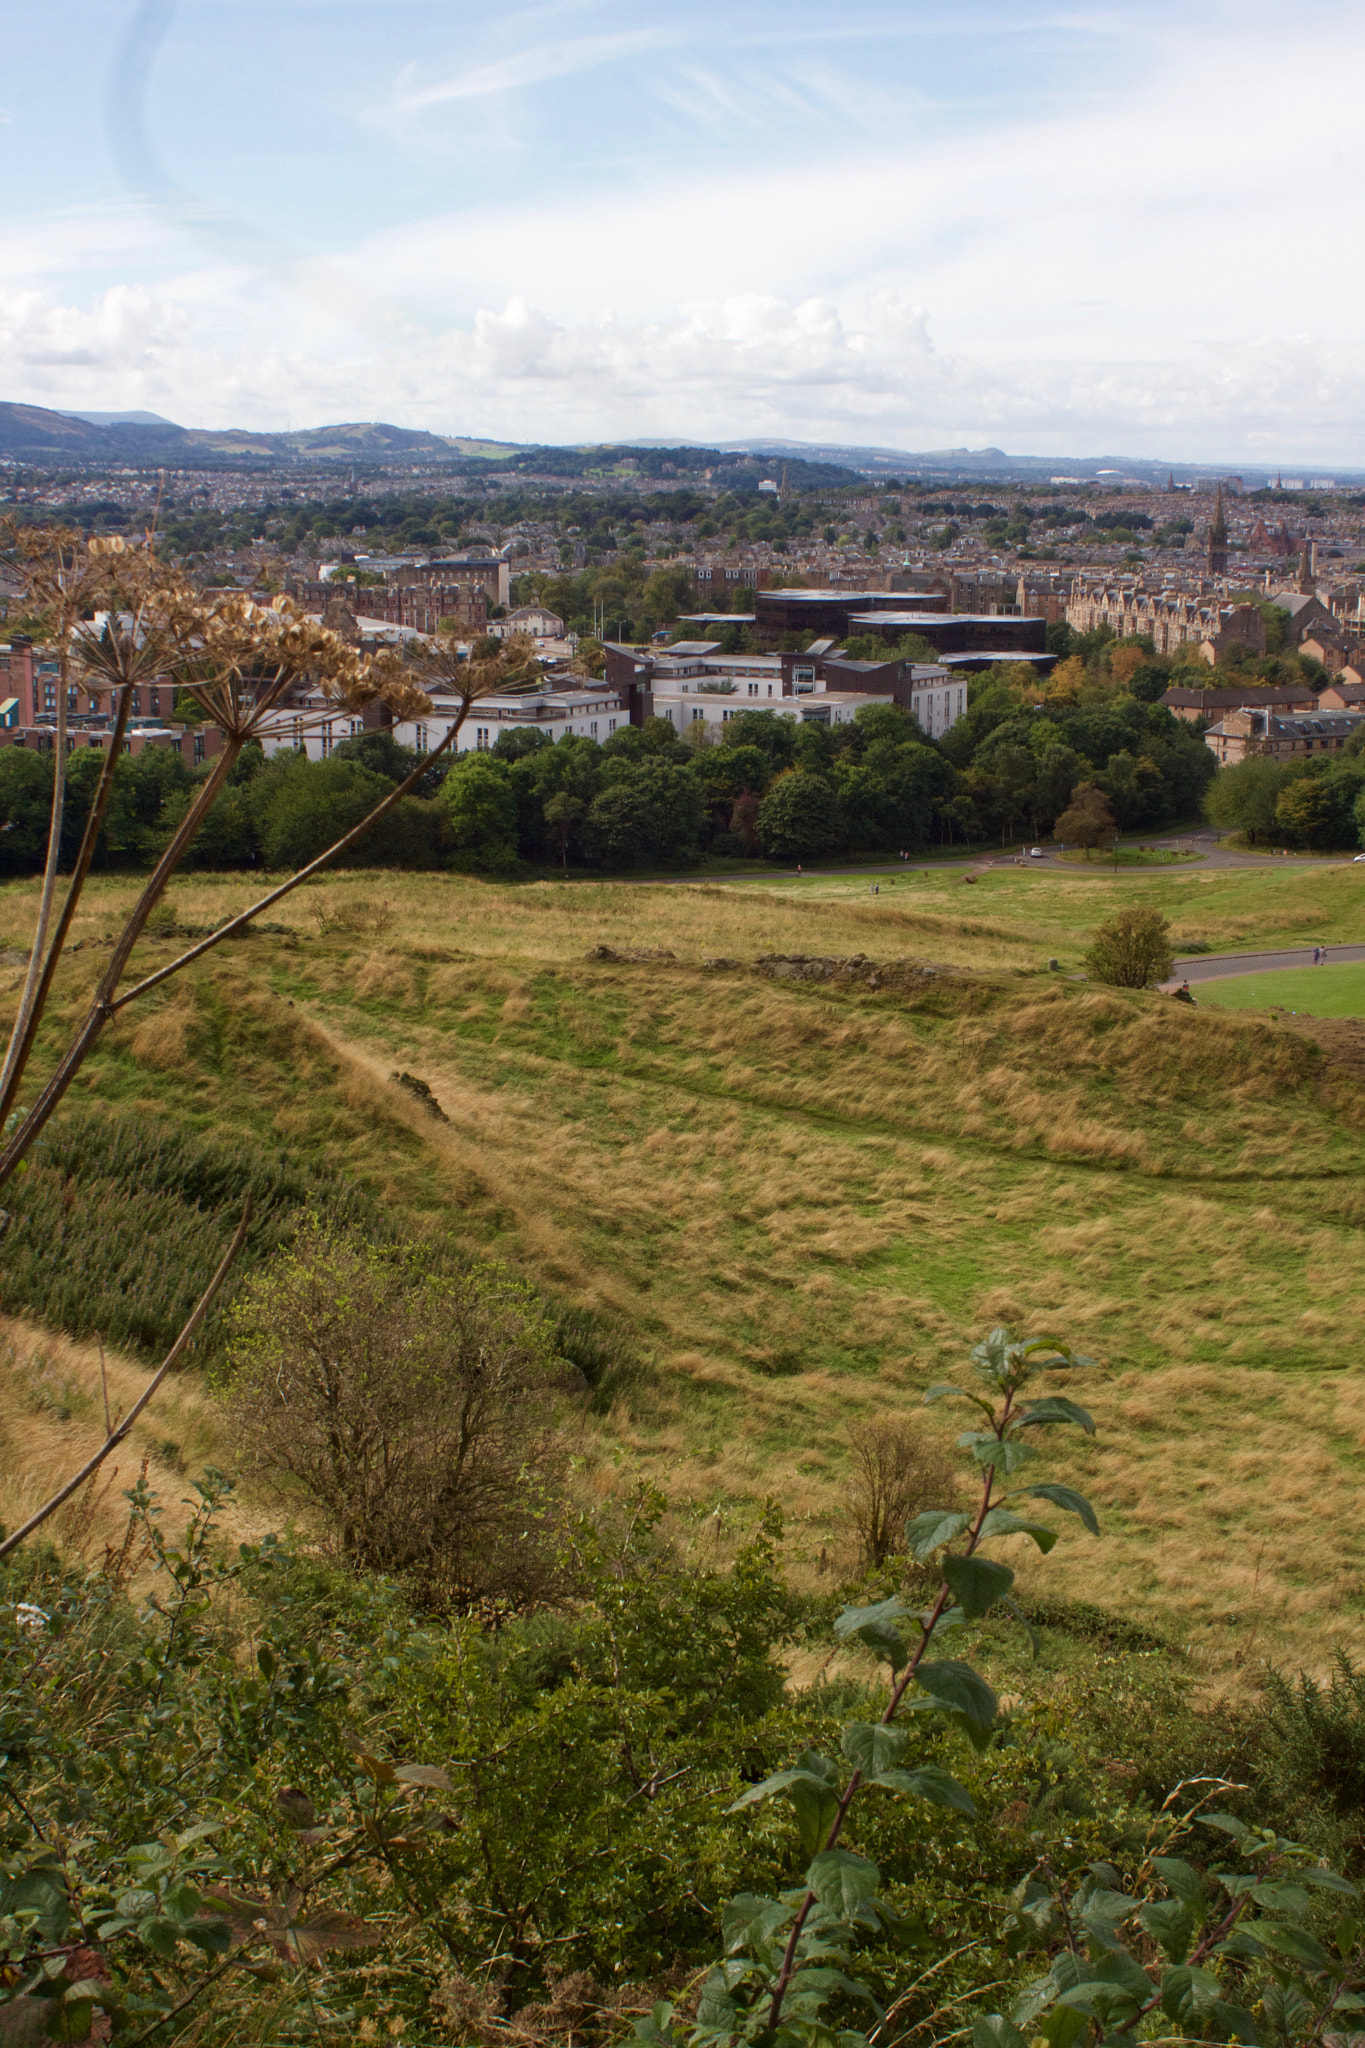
[1162,944,1365,987]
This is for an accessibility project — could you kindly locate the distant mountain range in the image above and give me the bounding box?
[2,400,1361,486]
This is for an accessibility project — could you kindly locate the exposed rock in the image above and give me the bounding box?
[751,953,949,989]
[390,1071,449,1122]
[583,945,676,963]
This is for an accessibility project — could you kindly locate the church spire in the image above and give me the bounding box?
[1207,482,1228,577]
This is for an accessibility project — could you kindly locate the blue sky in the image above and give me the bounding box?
[3,0,1365,460]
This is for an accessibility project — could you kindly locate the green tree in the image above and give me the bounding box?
[1275,759,1365,849]
[0,746,56,874]
[442,754,519,871]
[1204,755,1300,844]
[583,761,703,867]
[1054,781,1116,858]
[756,769,842,862]
[1084,905,1174,986]
[722,710,799,771]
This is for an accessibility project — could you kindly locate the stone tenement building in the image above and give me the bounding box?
[1204,707,1365,765]
[1065,577,1225,654]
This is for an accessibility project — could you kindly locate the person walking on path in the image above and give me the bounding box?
[1313,946,1322,965]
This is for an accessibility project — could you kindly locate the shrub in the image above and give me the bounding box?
[225,1226,569,1609]
[845,1417,961,1571]
[1084,905,1174,987]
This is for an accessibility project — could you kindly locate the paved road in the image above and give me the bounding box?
[1163,944,1365,987]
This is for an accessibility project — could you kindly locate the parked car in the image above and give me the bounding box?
[1029,847,1044,858]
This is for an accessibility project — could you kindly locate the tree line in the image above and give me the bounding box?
[0,661,1217,878]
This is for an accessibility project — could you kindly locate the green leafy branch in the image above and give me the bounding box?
[637,1326,1099,2048]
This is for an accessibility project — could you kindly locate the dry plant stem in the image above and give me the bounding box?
[0,736,244,1192]
[765,1392,1013,2035]
[109,707,473,1015]
[0,1200,251,1562]
[0,686,135,1128]
[0,646,69,1111]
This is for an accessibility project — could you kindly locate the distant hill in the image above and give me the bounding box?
[0,403,485,468]
[2,402,1361,485]
[57,410,180,428]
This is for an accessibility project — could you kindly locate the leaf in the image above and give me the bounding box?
[973,2018,1028,2048]
[393,1764,453,1791]
[906,1509,970,1561]
[136,1915,183,1960]
[850,1621,910,1673]
[1140,1898,1194,1963]
[916,1659,998,1729]
[1013,1396,1096,1435]
[202,1889,379,1961]
[835,1594,915,1669]
[924,1384,992,1413]
[728,1756,842,1857]
[841,1723,907,1780]
[960,1436,1037,1474]
[1201,1812,1249,1842]
[1252,1922,1331,1971]
[283,1907,384,1963]
[1210,2000,1260,2043]
[340,1732,397,1786]
[1161,1964,1223,2023]
[720,1893,789,1958]
[875,1765,975,1816]
[790,1779,842,1859]
[942,1554,1015,1619]
[1299,1867,1359,1899]
[977,1508,1058,1552]
[807,1849,880,1915]
[834,1594,912,1638]
[1009,1483,1100,1535]
[1152,1856,1205,1907]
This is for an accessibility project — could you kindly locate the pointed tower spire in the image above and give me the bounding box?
[1207,482,1228,577]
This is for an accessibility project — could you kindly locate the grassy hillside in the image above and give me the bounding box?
[2,863,1364,1676]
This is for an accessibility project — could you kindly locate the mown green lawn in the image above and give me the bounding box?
[1197,961,1365,1019]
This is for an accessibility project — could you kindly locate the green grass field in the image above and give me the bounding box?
[1197,962,1365,1019]
[4,859,1365,1677]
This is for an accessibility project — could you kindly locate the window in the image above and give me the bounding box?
[476,726,489,749]
[321,721,334,756]
[131,689,141,714]
[608,718,617,733]
[691,707,704,721]
[957,689,964,712]
[748,682,758,696]
[590,720,598,737]
[767,684,773,697]
[149,690,160,716]
[415,724,429,753]
[194,734,205,764]
[350,718,363,736]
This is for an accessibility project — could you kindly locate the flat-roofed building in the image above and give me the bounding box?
[846,611,1049,657]
[754,588,946,640]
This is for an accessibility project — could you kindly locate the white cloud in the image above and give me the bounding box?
[7,279,1365,463]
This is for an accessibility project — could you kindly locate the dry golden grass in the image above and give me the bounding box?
[3,866,1365,1676]
[0,1315,273,1579]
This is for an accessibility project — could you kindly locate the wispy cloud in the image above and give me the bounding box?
[381,27,680,117]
